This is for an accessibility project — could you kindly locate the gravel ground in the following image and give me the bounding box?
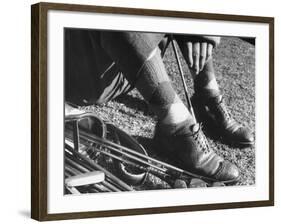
[78,37,255,189]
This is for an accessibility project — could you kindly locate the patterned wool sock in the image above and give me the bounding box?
[101,32,196,135]
[134,49,195,135]
[176,40,221,100]
[193,58,221,100]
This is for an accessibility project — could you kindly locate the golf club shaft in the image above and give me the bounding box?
[170,35,196,121]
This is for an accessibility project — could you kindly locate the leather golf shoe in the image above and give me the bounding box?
[192,95,254,147]
[153,122,240,184]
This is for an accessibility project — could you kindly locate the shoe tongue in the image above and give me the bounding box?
[190,123,200,133]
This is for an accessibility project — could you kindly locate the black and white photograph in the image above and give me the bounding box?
[1,0,279,222]
[30,2,274,220]
[64,29,256,194]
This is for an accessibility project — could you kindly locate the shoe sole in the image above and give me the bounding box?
[229,139,254,148]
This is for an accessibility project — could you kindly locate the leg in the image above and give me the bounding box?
[100,32,194,129]
[192,58,254,146]
[176,35,253,146]
[100,31,239,183]
[65,29,133,105]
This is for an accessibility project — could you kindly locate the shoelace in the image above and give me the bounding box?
[216,99,232,121]
[206,97,233,124]
[193,126,210,154]
[207,97,242,133]
[215,98,243,132]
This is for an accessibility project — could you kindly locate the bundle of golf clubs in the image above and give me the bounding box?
[65,112,226,194]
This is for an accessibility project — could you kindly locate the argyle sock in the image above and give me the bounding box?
[193,58,221,100]
[134,48,195,135]
[100,32,195,135]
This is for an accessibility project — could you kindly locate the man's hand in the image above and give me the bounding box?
[179,36,220,75]
[185,42,213,75]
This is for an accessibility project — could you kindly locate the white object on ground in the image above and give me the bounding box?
[65,103,85,116]
[65,171,105,187]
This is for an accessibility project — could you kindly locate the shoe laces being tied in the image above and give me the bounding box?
[191,124,211,154]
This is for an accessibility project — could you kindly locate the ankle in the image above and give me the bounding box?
[160,102,193,124]
[156,117,196,136]
[194,88,221,102]
[194,75,221,100]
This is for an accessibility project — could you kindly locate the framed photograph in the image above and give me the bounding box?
[31,2,274,221]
